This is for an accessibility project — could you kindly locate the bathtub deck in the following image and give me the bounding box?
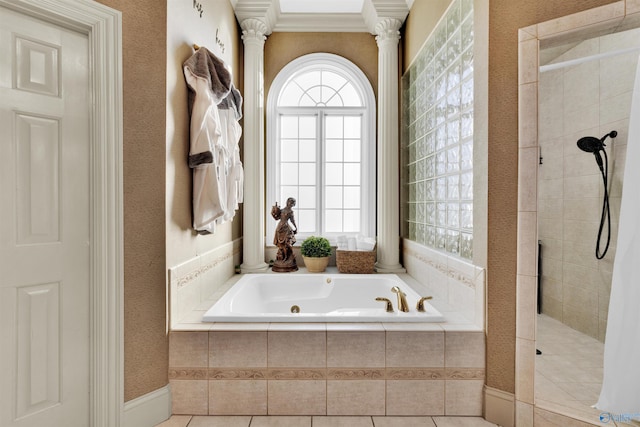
[168,270,484,417]
[173,269,479,332]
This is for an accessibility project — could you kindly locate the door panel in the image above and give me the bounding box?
[0,6,90,427]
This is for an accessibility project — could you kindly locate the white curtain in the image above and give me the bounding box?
[596,53,640,414]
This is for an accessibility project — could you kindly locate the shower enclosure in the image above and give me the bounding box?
[537,27,639,341]
[535,25,640,417]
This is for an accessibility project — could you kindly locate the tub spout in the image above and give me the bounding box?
[391,286,409,312]
[416,296,433,312]
[375,297,394,313]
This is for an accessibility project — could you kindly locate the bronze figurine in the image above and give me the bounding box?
[271,197,298,272]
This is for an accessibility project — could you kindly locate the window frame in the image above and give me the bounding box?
[266,53,376,244]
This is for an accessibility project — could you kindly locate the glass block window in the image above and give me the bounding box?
[402,0,474,259]
[267,54,376,242]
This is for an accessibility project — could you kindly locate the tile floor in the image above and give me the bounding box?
[535,314,604,421]
[155,416,498,427]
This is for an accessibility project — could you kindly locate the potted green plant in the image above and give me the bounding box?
[300,236,332,272]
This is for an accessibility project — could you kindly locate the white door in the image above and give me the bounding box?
[0,5,91,427]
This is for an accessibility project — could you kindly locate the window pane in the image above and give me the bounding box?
[281,139,298,162]
[281,163,298,185]
[325,116,343,138]
[325,186,343,209]
[344,187,360,208]
[279,83,304,106]
[299,116,316,138]
[325,94,344,107]
[322,71,347,91]
[326,139,343,161]
[325,209,343,232]
[281,116,298,138]
[295,70,321,90]
[343,163,360,185]
[280,186,298,203]
[344,116,361,138]
[339,83,362,106]
[321,87,340,105]
[343,210,360,232]
[325,163,343,185]
[299,139,316,162]
[297,209,316,233]
[298,186,316,209]
[299,163,316,185]
[344,139,360,162]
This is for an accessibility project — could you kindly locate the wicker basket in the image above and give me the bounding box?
[336,248,376,274]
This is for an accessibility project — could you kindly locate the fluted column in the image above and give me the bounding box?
[240,18,269,272]
[375,18,405,273]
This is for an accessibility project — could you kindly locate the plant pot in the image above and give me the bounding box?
[302,256,330,273]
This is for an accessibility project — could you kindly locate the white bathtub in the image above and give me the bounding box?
[202,273,445,322]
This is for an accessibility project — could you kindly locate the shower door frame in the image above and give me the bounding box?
[516,1,640,425]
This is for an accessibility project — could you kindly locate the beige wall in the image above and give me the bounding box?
[264,32,378,102]
[402,0,619,395]
[166,0,242,270]
[95,0,242,402]
[94,0,168,401]
[402,0,453,71]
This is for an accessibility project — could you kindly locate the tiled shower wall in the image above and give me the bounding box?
[402,0,474,260]
[168,325,485,416]
[538,27,639,341]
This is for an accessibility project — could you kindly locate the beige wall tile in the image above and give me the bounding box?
[519,148,538,212]
[445,380,483,416]
[326,380,385,415]
[268,380,326,415]
[208,380,267,415]
[515,400,534,427]
[515,338,535,404]
[517,212,538,277]
[519,39,539,84]
[445,331,485,368]
[519,83,538,148]
[268,331,326,368]
[386,380,444,415]
[170,332,209,368]
[170,380,208,415]
[537,3,624,38]
[386,331,444,367]
[209,331,267,368]
[516,275,537,341]
[327,331,385,368]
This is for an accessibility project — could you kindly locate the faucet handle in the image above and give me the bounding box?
[416,296,433,312]
[375,297,394,313]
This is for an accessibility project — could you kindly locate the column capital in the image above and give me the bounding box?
[374,18,402,44]
[241,18,268,43]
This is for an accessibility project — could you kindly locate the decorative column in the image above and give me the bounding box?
[375,18,405,273]
[240,18,269,273]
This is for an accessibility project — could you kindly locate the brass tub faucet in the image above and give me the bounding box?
[416,296,433,312]
[391,286,409,312]
[376,297,394,312]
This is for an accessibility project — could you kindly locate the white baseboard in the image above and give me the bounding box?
[484,385,515,427]
[122,385,171,427]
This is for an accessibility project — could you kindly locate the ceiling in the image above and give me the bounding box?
[230,0,414,34]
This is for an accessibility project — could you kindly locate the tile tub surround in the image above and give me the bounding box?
[168,325,485,416]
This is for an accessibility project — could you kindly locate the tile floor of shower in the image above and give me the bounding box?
[155,415,497,427]
[536,314,605,422]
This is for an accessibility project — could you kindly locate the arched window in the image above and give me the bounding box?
[267,53,376,242]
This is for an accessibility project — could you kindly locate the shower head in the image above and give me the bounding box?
[577,136,603,153]
[577,130,618,153]
[576,130,617,173]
